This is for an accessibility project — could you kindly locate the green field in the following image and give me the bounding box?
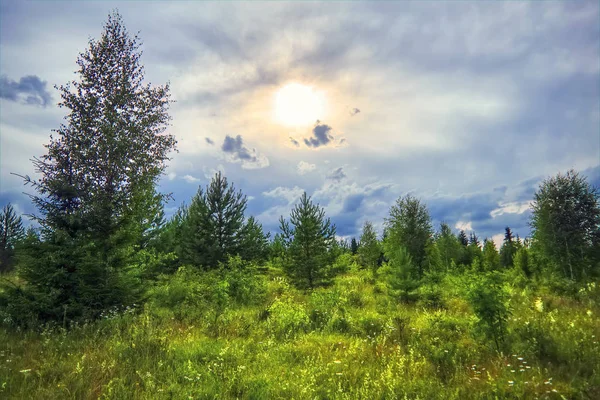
[1,265,598,399]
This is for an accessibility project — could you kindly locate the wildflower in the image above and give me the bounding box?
[534,297,544,312]
[517,357,523,361]
[511,370,516,373]
[508,381,514,385]
[520,369,525,372]
[19,369,31,373]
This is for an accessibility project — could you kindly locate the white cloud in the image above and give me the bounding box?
[182,174,201,183]
[297,161,316,175]
[167,172,177,181]
[262,186,305,204]
[455,221,473,231]
[491,233,504,250]
[490,201,532,218]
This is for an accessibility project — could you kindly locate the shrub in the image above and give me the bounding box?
[466,271,511,351]
[266,295,309,339]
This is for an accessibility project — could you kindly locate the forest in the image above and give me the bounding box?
[0,12,599,400]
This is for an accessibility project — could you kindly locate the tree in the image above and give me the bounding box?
[499,226,516,268]
[238,216,270,263]
[0,203,25,272]
[482,238,500,271]
[279,192,336,289]
[530,169,600,280]
[350,237,359,255]
[383,194,433,278]
[435,222,461,270]
[6,11,177,323]
[180,172,249,268]
[358,221,381,273]
[458,230,469,247]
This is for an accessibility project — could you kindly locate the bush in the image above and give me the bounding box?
[266,295,309,339]
[466,272,511,351]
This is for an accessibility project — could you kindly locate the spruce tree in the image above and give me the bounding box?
[350,237,359,255]
[499,226,516,268]
[482,238,500,271]
[238,216,270,263]
[436,222,461,270]
[279,192,336,289]
[180,172,249,268]
[6,11,176,323]
[358,221,381,273]
[383,194,433,278]
[0,203,25,272]
[458,230,469,246]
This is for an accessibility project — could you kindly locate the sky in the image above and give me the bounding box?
[1,1,599,248]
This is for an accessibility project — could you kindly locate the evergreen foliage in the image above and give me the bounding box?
[384,194,433,278]
[180,172,265,268]
[499,226,516,268]
[0,204,25,272]
[530,169,600,280]
[279,192,336,289]
[357,221,381,273]
[4,11,176,323]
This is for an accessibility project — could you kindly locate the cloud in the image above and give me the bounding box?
[0,75,52,107]
[167,172,177,181]
[349,107,360,116]
[289,137,300,147]
[203,164,226,180]
[455,221,473,231]
[326,167,347,182]
[205,137,214,145]
[221,134,269,169]
[297,161,316,175]
[490,201,532,218]
[263,185,305,204]
[303,123,334,148]
[182,174,201,183]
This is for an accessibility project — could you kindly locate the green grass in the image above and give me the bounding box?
[1,267,599,399]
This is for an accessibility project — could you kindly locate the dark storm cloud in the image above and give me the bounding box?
[304,123,334,148]
[205,137,214,145]
[289,137,300,147]
[0,75,52,107]
[222,135,255,161]
[221,134,269,169]
[326,167,346,183]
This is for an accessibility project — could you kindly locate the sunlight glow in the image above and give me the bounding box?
[274,83,326,127]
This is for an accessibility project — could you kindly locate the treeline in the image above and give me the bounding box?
[1,11,599,328]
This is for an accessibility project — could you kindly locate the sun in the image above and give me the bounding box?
[274,83,326,127]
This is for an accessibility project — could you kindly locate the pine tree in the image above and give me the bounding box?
[530,169,600,280]
[458,230,469,246]
[469,232,481,246]
[6,11,176,323]
[279,192,336,289]
[180,172,248,268]
[350,237,359,255]
[436,222,461,270]
[482,238,500,271]
[358,221,381,273]
[499,226,516,268]
[0,203,25,272]
[238,216,270,263]
[383,194,433,278]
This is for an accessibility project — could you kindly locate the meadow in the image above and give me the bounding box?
[1,261,598,399]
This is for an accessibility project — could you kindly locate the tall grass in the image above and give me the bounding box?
[1,267,598,399]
